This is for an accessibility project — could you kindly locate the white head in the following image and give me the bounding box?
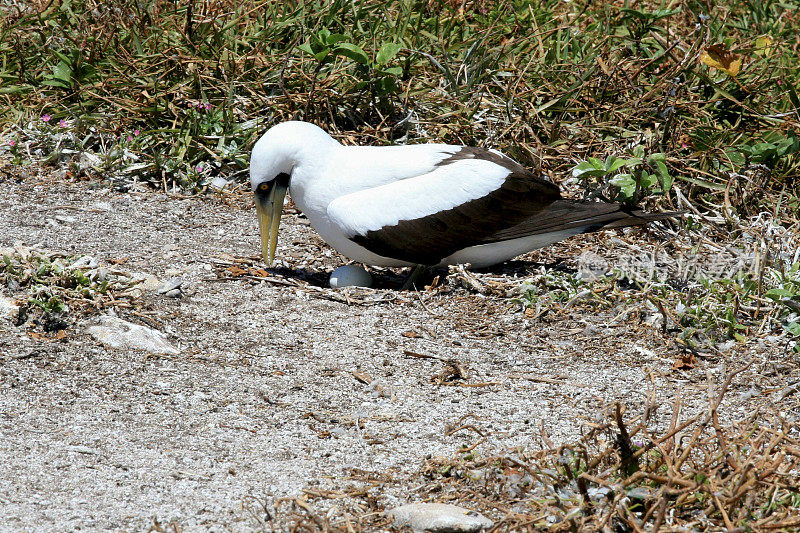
[250,121,339,264]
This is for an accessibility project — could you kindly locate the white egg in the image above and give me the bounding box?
[329,264,372,288]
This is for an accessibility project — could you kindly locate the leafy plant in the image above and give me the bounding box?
[298,28,370,67]
[571,147,673,203]
[0,250,140,332]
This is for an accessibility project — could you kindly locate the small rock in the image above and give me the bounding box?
[68,256,99,270]
[209,177,229,190]
[388,503,493,533]
[0,296,20,321]
[330,265,372,288]
[157,278,183,295]
[86,316,179,355]
[164,288,182,298]
[54,214,76,224]
[79,151,101,171]
[67,445,101,456]
[138,276,163,292]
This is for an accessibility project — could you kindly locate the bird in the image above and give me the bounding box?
[250,121,677,273]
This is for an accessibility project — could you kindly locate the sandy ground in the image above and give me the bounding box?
[0,171,796,531]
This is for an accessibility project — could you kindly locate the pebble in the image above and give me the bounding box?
[209,177,229,190]
[0,296,20,321]
[131,274,162,292]
[79,152,101,170]
[86,316,179,355]
[157,278,183,296]
[69,256,99,270]
[329,264,372,288]
[387,503,493,533]
[54,214,77,224]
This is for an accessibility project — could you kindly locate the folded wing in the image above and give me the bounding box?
[327,146,563,265]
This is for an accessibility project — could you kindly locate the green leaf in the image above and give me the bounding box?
[334,43,369,64]
[609,173,635,187]
[647,152,666,163]
[41,79,72,89]
[621,7,680,21]
[380,66,403,76]
[652,161,672,190]
[324,33,348,46]
[605,156,626,173]
[587,157,604,169]
[0,85,32,95]
[765,288,795,300]
[375,77,397,95]
[785,321,800,336]
[640,171,658,190]
[376,42,402,66]
[297,42,316,57]
[51,61,73,84]
[572,160,606,178]
[610,173,636,198]
[660,172,674,192]
[677,174,727,191]
[51,49,74,65]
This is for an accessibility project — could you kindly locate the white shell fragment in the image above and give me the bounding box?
[387,503,493,533]
[329,264,372,288]
[86,316,179,355]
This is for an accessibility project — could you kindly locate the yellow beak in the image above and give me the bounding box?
[254,180,288,265]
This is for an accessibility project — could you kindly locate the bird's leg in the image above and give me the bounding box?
[401,265,428,291]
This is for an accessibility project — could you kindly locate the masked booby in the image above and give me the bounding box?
[250,121,675,269]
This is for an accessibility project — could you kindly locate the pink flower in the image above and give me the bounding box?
[8,140,16,147]
[204,102,212,111]
[126,135,133,142]
[58,118,67,127]
[681,143,689,149]
[41,114,51,122]
[197,102,204,109]
[777,80,783,86]
[196,163,203,172]
[133,129,140,136]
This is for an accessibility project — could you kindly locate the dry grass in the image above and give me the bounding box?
[270,364,800,531]
[1,0,798,216]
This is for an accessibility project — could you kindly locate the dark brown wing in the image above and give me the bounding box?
[349,146,679,265]
[349,146,562,265]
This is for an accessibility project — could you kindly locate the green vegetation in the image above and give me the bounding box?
[517,226,800,352]
[0,0,798,212]
[0,249,138,333]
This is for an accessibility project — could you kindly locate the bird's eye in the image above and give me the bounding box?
[259,183,270,191]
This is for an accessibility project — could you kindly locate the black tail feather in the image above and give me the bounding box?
[487,200,681,242]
